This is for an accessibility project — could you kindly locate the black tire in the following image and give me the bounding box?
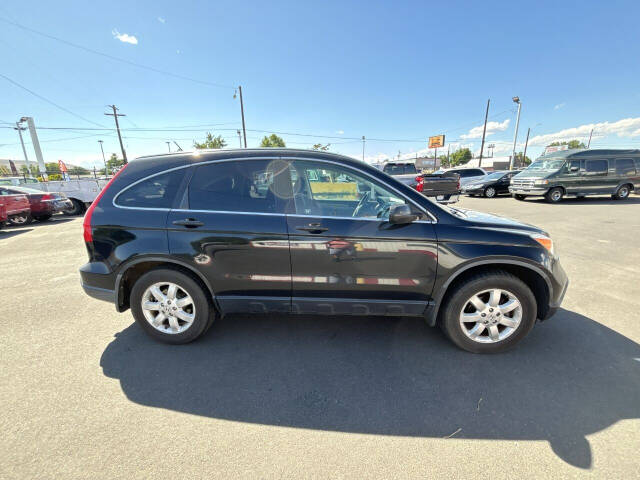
[130,268,214,344]
[8,213,32,226]
[613,184,631,200]
[545,187,564,203]
[439,271,537,353]
[64,198,85,216]
[513,194,526,201]
[34,214,52,222]
[484,187,497,198]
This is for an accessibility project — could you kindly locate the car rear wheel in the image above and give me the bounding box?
[130,269,214,344]
[613,184,631,200]
[440,271,537,353]
[64,198,85,216]
[545,187,564,203]
[484,187,496,198]
[9,213,32,226]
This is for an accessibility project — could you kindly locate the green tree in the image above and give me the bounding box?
[68,165,89,175]
[194,132,227,149]
[106,154,126,173]
[260,134,286,147]
[312,143,330,151]
[21,165,39,176]
[448,148,473,167]
[548,140,586,149]
[514,152,532,166]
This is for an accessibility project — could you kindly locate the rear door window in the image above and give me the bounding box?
[585,159,608,174]
[615,158,636,175]
[115,169,186,209]
[188,159,291,213]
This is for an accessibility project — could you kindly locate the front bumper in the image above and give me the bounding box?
[509,187,549,196]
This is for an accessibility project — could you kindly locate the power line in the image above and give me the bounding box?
[0,17,236,90]
[0,73,105,127]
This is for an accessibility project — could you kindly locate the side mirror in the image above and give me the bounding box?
[389,204,418,225]
[570,166,579,172]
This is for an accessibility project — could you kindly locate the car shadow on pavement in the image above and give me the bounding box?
[100,308,640,469]
[527,196,640,205]
[0,228,33,239]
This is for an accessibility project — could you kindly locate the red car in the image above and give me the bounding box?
[0,199,7,228]
[0,188,31,225]
[0,185,71,225]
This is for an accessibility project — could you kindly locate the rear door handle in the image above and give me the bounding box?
[172,218,204,228]
[296,223,329,233]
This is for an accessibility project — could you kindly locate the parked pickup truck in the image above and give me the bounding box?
[382,162,460,203]
[0,177,108,215]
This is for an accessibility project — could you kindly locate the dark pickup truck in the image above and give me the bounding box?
[382,162,460,203]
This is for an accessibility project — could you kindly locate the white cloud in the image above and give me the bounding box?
[528,117,640,147]
[112,29,138,45]
[461,119,510,139]
[336,130,344,135]
[554,103,566,110]
[158,17,166,24]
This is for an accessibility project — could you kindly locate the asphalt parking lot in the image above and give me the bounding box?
[1,195,639,479]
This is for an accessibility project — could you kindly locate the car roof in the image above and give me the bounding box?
[542,148,640,160]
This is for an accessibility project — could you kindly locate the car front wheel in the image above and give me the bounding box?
[545,187,564,203]
[440,271,537,353]
[9,213,32,226]
[130,269,215,344]
[484,187,496,198]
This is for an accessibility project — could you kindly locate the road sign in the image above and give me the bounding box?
[429,135,445,149]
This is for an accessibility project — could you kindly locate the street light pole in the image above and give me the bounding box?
[98,140,107,174]
[237,130,243,147]
[509,96,522,170]
[362,136,365,162]
[522,127,531,168]
[166,141,171,153]
[14,121,32,173]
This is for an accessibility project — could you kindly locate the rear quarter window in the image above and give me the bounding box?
[615,158,636,175]
[115,169,186,209]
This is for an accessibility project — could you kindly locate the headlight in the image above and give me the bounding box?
[530,233,554,255]
[467,184,481,189]
[534,179,549,185]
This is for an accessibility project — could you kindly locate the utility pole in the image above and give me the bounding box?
[509,96,522,170]
[587,128,594,148]
[522,127,531,168]
[236,86,247,148]
[98,140,107,174]
[237,129,243,147]
[22,117,47,180]
[14,121,32,173]
[105,105,128,163]
[362,136,365,162]
[478,98,490,168]
[166,141,171,153]
[446,145,450,168]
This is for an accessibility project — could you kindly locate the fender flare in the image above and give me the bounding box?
[114,255,217,312]
[425,258,554,326]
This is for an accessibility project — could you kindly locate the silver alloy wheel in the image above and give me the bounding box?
[459,288,523,343]
[485,187,496,198]
[618,186,629,198]
[10,214,29,225]
[141,282,196,334]
[551,189,562,201]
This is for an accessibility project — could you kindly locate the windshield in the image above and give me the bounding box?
[526,159,566,171]
[383,164,417,175]
[484,172,505,180]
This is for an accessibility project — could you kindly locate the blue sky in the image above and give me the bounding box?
[1,0,640,168]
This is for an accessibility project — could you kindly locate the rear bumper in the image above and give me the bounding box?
[542,257,569,320]
[81,283,116,303]
[79,262,117,304]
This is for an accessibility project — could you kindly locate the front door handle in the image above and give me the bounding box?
[172,218,204,228]
[296,223,329,234]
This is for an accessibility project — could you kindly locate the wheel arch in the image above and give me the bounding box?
[426,259,552,327]
[115,256,217,313]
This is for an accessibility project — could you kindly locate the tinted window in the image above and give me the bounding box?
[383,164,417,175]
[116,169,186,208]
[290,160,408,219]
[470,169,485,176]
[615,158,636,175]
[188,160,291,213]
[585,159,608,174]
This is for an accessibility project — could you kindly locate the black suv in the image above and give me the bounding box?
[80,149,568,353]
